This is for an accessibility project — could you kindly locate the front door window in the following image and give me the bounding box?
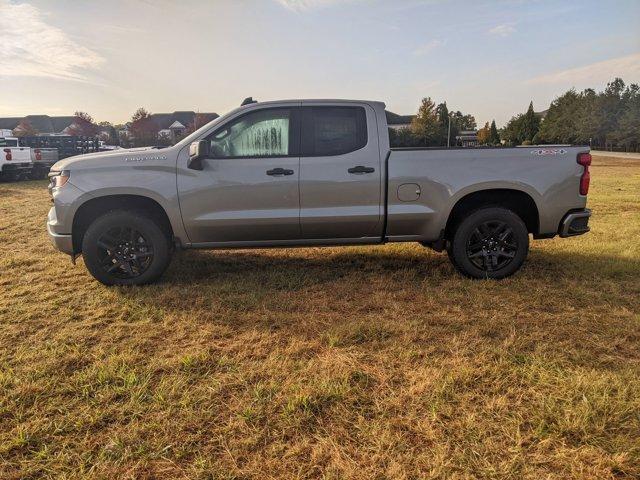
[208,109,292,158]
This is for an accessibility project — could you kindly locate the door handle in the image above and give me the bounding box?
[348,165,375,174]
[266,168,294,176]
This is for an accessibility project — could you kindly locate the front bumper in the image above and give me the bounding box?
[47,207,74,255]
[559,208,591,237]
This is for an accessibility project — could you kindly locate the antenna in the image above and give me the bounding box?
[241,97,258,106]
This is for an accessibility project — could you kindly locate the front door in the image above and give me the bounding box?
[177,106,301,243]
[299,104,382,239]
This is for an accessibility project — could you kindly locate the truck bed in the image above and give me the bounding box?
[385,145,589,241]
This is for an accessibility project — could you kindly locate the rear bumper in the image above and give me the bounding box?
[47,207,74,255]
[559,208,591,237]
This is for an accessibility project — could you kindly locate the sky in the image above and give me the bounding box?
[0,0,639,127]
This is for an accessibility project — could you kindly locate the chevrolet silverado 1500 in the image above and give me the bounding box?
[47,99,591,285]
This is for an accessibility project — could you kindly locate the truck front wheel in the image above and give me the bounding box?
[447,207,529,279]
[82,211,172,286]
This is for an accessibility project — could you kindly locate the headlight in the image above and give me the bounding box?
[48,170,70,195]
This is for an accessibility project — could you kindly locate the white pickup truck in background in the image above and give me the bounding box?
[30,147,59,179]
[0,137,33,181]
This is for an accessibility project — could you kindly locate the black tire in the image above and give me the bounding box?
[1,172,20,182]
[447,207,529,279]
[29,168,47,180]
[82,210,172,286]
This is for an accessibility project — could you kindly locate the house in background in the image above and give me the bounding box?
[385,111,415,131]
[1,111,220,145]
[0,115,94,135]
[456,130,479,147]
[150,111,219,142]
[0,115,80,135]
[0,118,21,136]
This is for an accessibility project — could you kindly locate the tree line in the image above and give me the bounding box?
[390,97,480,148]
[121,108,210,148]
[393,77,639,151]
[9,78,638,151]
[534,78,638,151]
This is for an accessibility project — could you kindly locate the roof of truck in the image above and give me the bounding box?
[239,99,386,108]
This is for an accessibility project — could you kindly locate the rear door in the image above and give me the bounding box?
[177,106,302,243]
[299,104,382,239]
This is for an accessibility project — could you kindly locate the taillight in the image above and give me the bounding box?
[577,152,591,195]
[3,148,11,161]
[35,149,42,161]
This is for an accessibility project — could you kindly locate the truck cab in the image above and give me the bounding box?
[180,100,384,245]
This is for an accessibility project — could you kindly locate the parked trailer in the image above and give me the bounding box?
[19,136,100,160]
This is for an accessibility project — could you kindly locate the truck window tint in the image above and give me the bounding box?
[302,107,367,156]
[208,109,291,158]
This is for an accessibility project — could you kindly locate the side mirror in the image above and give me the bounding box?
[187,140,210,170]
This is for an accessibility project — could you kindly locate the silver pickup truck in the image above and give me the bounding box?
[47,99,591,285]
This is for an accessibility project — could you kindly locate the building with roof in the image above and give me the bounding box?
[0,115,79,135]
[456,130,479,147]
[385,111,415,131]
[149,111,219,142]
[1,111,219,145]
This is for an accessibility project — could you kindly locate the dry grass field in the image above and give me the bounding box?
[0,155,638,479]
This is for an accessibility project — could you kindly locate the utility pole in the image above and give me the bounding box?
[447,113,452,148]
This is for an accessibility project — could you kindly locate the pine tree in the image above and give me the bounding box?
[521,101,540,143]
[489,120,500,145]
[436,102,450,146]
[411,97,440,146]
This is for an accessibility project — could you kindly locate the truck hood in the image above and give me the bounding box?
[51,146,169,171]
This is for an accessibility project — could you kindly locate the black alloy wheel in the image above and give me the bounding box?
[97,226,154,279]
[465,220,518,272]
[447,207,529,279]
[82,210,172,286]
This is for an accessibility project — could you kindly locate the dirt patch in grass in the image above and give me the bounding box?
[0,156,638,479]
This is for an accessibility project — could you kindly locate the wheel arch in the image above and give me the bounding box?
[444,188,540,240]
[72,194,174,253]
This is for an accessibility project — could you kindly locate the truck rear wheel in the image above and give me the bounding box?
[1,172,20,182]
[447,207,529,279]
[82,211,172,286]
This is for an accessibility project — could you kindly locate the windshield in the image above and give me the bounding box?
[0,138,18,147]
[174,108,242,149]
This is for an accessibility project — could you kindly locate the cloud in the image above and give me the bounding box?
[274,0,352,11]
[413,39,444,56]
[0,0,104,82]
[527,53,640,85]
[488,24,516,37]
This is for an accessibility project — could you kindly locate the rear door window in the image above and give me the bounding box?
[301,107,367,156]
